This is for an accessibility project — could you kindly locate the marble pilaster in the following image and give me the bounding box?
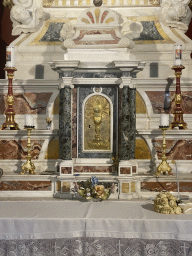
[50,61,79,161]
[119,77,137,160]
[120,86,130,160]
[114,61,145,160]
[128,87,136,159]
[59,86,72,160]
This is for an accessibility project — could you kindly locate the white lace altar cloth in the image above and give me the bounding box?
[0,200,192,255]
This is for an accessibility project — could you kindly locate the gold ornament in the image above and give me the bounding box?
[156,127,172,176]
[154,192,183,214]
[21,127,36,175]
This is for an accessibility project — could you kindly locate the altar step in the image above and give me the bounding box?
[1,173,192,199]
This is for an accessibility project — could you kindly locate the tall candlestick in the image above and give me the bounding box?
[160,114,169,127]
[0,66,19,130]
[174,45,182,66]
[6,46,15,68]
[170,65,187,129]
[21,126,36,175]
[156,126,172,176]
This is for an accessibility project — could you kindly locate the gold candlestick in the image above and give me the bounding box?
[21,126,36,175]
[156,126,172,176]
[0,67,19,130]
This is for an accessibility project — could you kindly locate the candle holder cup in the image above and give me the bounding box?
[156,126,172,176]
[21,125,36,175]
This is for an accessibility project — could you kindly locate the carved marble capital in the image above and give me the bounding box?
[120,77,132,88]
[59,77,74,89]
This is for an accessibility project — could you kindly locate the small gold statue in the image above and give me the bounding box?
[154,192,183,214]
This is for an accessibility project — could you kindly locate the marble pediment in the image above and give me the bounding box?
[62,7,136,49]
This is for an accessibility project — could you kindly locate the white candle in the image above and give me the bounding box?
[6,46,15,68]
[160,114,169,127]
[174,44,182,66]
[25,114,34,127]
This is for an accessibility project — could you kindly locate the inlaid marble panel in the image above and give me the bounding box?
[0,140,44,160]
[134,21,163,41]
[62,182,70,192]
[132,166,137,174]
[153,139,192,160]
[61,167,72,174]
[74,166,112,173]
[73,29,120,45]
[141,182,192,192]
[120,167,131,175]
[40,23,65,42]
[0,93,52,114]
[122,183,129,193]
[146,91,192,114]
[0,181,51,191]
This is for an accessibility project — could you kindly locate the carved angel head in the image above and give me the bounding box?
[11,4,32,25]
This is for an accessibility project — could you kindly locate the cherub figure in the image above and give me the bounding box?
[10,4,50,35]
[160,0,192,32]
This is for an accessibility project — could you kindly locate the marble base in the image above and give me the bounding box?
[52,172,192,200]
[0,175,54,197]
[60,160,74,175]
[119,160,138,176]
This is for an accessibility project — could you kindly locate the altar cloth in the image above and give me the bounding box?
[0,200,192,241]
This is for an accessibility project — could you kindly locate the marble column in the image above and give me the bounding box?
[120,86,130,160]
[128,86,136,159]
[59,77,74,160]
[119,77,136,160]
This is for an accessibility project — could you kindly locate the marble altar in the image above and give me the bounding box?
[0,0,192,199]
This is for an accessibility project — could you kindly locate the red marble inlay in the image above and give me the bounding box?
[101,10,109,23]
[146,91,192,114]
[153,139,192,160]
[73,29,120,45]
[132,166,137,173]
[141,182,192,192]
[87,11,95,23]
[0,181,52,191]
[120,167,131,175]
[61,167,72,174]
[74,166,112,173]
[0,93,52,115]
[0,140,44,160]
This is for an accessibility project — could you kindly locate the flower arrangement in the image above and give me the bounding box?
[71,177,116,201]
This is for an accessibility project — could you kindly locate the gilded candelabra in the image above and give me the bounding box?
[156,126,172,176]
[0,67,19,130]
[21,126,36,175]
[170,65,187,129]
